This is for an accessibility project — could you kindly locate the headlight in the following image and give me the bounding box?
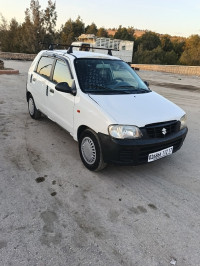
[108,125,142,139]
[180,115,187,130]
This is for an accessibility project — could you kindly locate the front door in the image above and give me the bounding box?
[47,59,75,134]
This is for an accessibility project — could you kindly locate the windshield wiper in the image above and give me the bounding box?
[137,88,151,93]
[117,86,150,93]
[117,85,136,89]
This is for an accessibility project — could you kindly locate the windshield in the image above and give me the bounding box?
[74,58,150,94]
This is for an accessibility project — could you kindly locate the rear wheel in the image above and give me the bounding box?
[79,129,107,171]
[28,95,41,119]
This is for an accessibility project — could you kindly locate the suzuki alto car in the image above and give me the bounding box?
[26,48,188,171]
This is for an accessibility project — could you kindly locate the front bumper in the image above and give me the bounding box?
[98,128,188,165]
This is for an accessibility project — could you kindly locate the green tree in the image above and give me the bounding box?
[160,34,173,52]
[0,14,8,51]
[180,35,200,65]
[96,27,108,37]
[20,0,45,53]
[19,0,58,52]
[137,31,161,51]
[60,16,84,44]
[43,0,57,43]
[85,23,98,35]
[172,39,185,58]
[114,26,134,41]
[7,19,21,52]
[134,45,163,64]
[133,44,178,65]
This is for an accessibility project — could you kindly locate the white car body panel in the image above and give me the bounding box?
[46,80,75,133]
[89,91,185,127]
[72,92,115,140]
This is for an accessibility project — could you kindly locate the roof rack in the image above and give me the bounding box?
[39,42,118,56]
[66,45,118,56]
[39,42,68,50]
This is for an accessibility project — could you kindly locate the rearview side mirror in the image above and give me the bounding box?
[55,81,76,96]
[144,81,149,87]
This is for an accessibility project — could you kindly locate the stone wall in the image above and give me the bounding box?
[131,64,200,76]
[0,52,36,61]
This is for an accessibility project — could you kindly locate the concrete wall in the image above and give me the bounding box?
[131,64,200,76]
[0,52,36,61]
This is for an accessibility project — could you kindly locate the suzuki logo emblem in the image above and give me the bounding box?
[162,128,167,135]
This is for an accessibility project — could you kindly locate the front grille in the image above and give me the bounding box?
[145,121,180,138]
[119,150,133,162]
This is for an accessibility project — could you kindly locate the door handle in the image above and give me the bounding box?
[46,85,48,96]
[50,88,54,94]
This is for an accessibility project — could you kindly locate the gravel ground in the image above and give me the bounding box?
[0,60,200,266]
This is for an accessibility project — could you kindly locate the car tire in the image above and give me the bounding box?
[79,129,107,171]
[28,95,41,119]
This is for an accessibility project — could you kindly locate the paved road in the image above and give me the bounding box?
[0,60,200,266]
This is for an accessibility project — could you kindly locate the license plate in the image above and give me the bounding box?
[148,146,173,162]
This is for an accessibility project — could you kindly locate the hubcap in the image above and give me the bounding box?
[81,137,96,165]
[29,98,34,116]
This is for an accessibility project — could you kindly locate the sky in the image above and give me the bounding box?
[0,0,200,37]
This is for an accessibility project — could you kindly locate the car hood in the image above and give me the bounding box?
[89,91,185,127]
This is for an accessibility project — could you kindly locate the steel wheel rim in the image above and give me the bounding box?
[81,137,96,165]
[28,98,34,116]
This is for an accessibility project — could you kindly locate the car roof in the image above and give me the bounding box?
[43,50,121,60]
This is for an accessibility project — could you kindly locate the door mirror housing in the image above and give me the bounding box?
[144,81,149,87]
[55,81,76,95]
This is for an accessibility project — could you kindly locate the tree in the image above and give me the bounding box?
[7,19,21,52]
[172,39,185,58]
[60,16,84,44]
[114,26,134,41]
[20,0,45,53]
[43,0,57,43]
[133,45,178,65]
[134,45,163,64]
[96,27,108,37]
[180,35,200,65]
[137,31,161,51]
[0,14,9,51]
[85,23,98,35]
[19,0,58,53]
[160,34,173,52]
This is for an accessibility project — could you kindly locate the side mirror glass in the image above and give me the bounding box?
[144,81,149,87]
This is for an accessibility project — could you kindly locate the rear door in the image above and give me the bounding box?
[31,56,54,115]
[46,58,75,134]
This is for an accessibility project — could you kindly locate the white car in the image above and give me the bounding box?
[26,48,188,171]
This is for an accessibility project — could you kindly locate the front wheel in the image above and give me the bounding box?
[28,95,41,119]
[79,129,107,171]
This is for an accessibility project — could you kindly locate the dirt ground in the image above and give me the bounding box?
[0,60,200,266]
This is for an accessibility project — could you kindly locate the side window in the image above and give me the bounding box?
[53,59,73,87]
[36,56,54,79]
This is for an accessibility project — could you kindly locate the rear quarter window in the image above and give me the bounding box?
[36,56,54,79]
